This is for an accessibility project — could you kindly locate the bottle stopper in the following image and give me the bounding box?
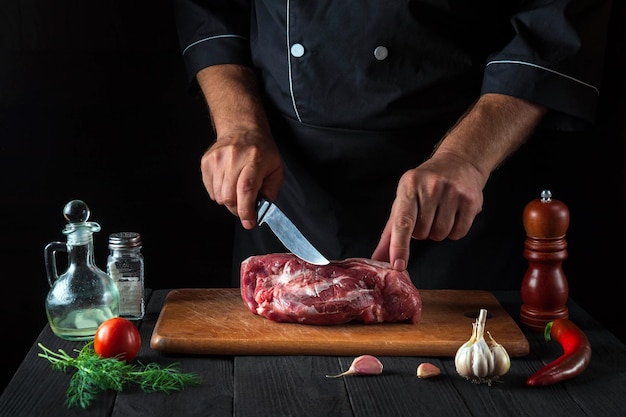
[61,199,101,244]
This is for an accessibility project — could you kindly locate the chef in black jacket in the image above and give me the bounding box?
[173,1,612,288]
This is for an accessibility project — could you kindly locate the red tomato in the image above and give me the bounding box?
[94,317,141,361]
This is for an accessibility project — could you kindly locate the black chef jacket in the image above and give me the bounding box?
[173,0,612,289]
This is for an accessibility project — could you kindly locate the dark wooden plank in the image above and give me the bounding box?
[339,343,593,417]
[476,292,626,417]
[0,289,159,416]
[442,353,591,417]
[524,301,626,417]
[0,326,115,417]
[342,293,626,417]
[341,356,468,417]
[339,354,588,417]
[4,289,626,417]
[426,293,592,417]
[111,289,234,417]
[233,356,353,417]
[110,352,233,417]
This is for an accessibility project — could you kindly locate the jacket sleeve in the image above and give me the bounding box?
[481,0,613,129]
[172,0,253,90]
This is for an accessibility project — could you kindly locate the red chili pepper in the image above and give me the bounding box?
[526,318,592,386]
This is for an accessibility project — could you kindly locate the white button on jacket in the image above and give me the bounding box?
[373,46,388,61]
[291,43,305,58]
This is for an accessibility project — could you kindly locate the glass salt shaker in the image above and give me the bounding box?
[107,232,145,320]
[44,200,120,340]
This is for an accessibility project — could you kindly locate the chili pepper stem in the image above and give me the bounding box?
[544,321,554,342]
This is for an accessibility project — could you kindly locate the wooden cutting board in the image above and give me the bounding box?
[150,288,529,357]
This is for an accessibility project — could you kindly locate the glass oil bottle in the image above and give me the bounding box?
[44,200,120,340]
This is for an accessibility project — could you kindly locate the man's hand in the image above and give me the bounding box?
[197,64,284,229]
[371,152,485,271]
[372,93,547,271]
[201,128,283,229]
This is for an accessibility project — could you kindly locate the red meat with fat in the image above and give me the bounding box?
[240,253,422,325]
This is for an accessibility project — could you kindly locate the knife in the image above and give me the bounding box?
[256,196,330,265]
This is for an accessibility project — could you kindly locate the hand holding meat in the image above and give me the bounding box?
[372,94,545,272]
[372,151,485,271]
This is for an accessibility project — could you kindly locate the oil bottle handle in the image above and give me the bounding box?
[44,241,67,287]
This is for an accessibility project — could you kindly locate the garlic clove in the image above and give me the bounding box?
[417,362,441,378]
[326,355,383,378]
[470,337,495,379]
[488,331,511,377]
[454,340,473,378]
[348,354,383,375]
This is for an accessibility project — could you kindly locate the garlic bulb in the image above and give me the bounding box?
[454,308,510,385]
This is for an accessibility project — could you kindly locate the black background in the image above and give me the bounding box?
[1,0,624,393]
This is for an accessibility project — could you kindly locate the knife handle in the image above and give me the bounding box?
[256,196,271,225]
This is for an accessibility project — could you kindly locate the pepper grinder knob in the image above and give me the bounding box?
[520,189,570,332]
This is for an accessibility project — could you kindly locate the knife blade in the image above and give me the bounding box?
[256,196,330,265]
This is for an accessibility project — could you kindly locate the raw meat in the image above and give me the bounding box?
[240,253,422,325]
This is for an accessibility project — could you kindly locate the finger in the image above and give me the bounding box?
[441,189,483,240]
[371,220,392,263]
[428,204,456,241]
[448,205,479,240]
[259,167,284,203]
[203,146,233,206]
[203,155,239,218]
[410,191,436,241]
[237,165,263,230]
[388,196,417,272]
[448,215,468,240]
[200,152,216,200]
[218,173,239,216]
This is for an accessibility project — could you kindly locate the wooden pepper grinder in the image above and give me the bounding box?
[520,190,570,332]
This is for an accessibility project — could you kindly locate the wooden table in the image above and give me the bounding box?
[1,289,625,417]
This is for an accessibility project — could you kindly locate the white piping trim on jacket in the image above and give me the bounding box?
[286,0,302,122]
[486,60,599,95]
[182,34,248,56]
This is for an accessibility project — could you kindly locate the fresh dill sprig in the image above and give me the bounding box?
[38,342,202,409]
